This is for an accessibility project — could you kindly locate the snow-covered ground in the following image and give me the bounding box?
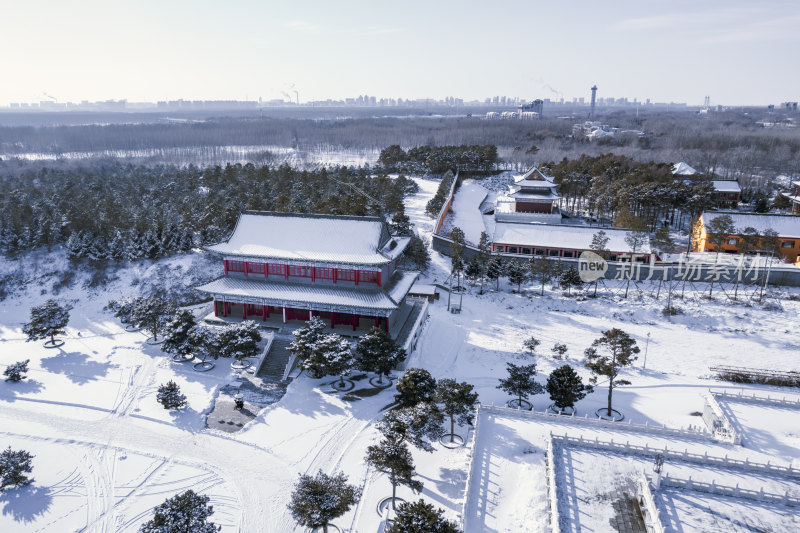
[0,174,799,532]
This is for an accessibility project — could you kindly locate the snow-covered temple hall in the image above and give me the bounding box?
[197,211,419,336]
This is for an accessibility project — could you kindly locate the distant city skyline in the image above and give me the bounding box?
[2,0,798,107]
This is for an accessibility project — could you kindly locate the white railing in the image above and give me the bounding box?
[709,388,800,409]
[550,433,800,479]
[702,393,742,445]
[480,403,712,441]
[402,299,429,357]
[545,436,562,533]
[637,475,666,533]
[458,405,481,530]
[282,353,297,382]
[660,473,800,507]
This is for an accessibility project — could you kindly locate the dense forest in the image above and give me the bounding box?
[0,161,415,262]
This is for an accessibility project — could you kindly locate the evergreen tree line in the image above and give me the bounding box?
[0,161,415,261]
[542,153,718,229]
[378,144,498,174]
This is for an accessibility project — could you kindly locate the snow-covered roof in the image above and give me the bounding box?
[516,167,554,184]
[712,180,741,193]
[702,212,800,238]
[196,271,419,314]
[672,162,699,176]
[207,212,404,266]
[409,283,436,296]
[508,191,561,201]
[493,222,651,254]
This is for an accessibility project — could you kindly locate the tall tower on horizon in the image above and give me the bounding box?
[590,85,598,119]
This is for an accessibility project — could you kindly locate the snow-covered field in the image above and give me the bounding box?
[0,174,799,532]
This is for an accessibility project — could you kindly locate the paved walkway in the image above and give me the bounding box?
[206,373,287,433]
[610,490,648,533]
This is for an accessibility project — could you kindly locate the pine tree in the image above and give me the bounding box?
[22,300,72,347]
[485,256,504,290]
[215,321,262,360]
[390,209,413,236]
[551,343,568,360]
[522,337,540,358]
[288,317,328,364]
[139,490,219,533]
[288,470,362,533]
[387,499,462,533]
[464,254,483,284]
[435,379,478,443]
[506,261,528,293]
[156,380,187,410]
[449,227,466,289]
[365,438,422,510]
[378,403,445,453]
[3,360,29,382]
[355,327,406,385]
[301,333,353,380]
[532,257,557,295]
[0,447,34,491]
[497,363,543,408]
[546,365,590,411]
[161,310,198,358]
[402,235,430,270]
[559,266,583,295]
[585,328,639,417]
[129,296,177,342]
[394,368,437,408]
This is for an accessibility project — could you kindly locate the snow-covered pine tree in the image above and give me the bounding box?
[161,310,199,358]
[559,266,583,295]
[129,296,177,342]
[546,364,591,411]
[506,260,528,293]
[394,368,437,408]
[434,379,478,443]
[287,470,362,533]
[22,300,72,347]
[108,230,127,262]
[287,317,327,364]
[156,380,187,410]
[496,362,543,409]
[215,321,262,360]
[3,360,30,382]
[485,256,504,290]
[377,403,444,453]
[139,489,220,533]
[354,327,406,385]
[387,499,462,533]
[365,437,422,511]
[300,333,352,380]
[0,446,34,491]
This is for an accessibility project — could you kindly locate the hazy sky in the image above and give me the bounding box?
[2,0,798,106]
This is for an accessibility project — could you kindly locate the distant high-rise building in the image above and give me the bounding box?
[590,85,598,118]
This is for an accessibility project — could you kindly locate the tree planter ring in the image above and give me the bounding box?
[331,379,356,392]
[547,404,575,416]
[231,359,252,370]
[376,496,405,517]
[193,361,215,372]
[43,339,65,349]
[595,407,624,421]
[125,324,143,332]
[439,434,465,448]
[311,525,341,533]
[172,353,195,363]
[145,337,164,345]
[369,377,393,389]
[507,398,533,410]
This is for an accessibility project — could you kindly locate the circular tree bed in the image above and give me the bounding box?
[547,404,576,416]
[171,353,194,363]
[506,398,533,410]
[43,339,65,349]
[230,359,252,370]
[439,434,465,448]
[595,407,624,421]
[193,361,215,372]
[369,376,393,389]
[145,337,164,346]
[124,324,142,332]
[331,379,356,392]
[376,496,405,518]
[311,525,341,533]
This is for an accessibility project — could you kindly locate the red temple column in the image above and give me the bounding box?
[284,264,289,280]
[264,262,269,278]
[262,305,267,321]
[222,301,227,317]
[355,270,360,285]
[224,260,229,274]
[311,267,316,282]
[331,312,336,329]
[243,261,249,277]
[374,316,379,327]
[352,313,358,331]
[213,299,218,317]
[384,316,389,333]
[242,304,247,320]
[377,271,382,286]
[333,268,338,284]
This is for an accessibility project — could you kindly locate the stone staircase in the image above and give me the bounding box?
[257,335,295,380]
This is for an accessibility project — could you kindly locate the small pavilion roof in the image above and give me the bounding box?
[672,162,699,176]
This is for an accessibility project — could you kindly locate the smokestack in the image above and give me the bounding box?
[590,85,597,119]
